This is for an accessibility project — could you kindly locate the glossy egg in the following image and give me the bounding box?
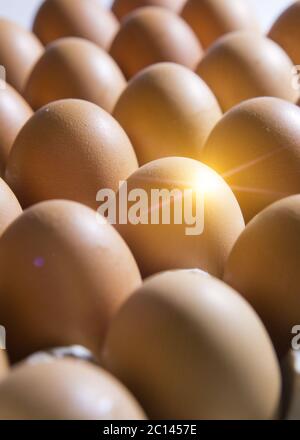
[182,0,259,49]
[0,200,141,362]
[112,0,186,20]
[33,0,119,50]
[113,157,244,278]
[196,32,298,112]
[110,7,202,79]
[224,195,300,358]
[103,270,281,419]
[0,19,43,93]
[5,99,138,210]
[0,84,33,175]
[0,359,146,419]
[24,37,126,112]
[201,97,300,222]
[0,178,22,237]
[113,62,222,165]
[269,1,300,66]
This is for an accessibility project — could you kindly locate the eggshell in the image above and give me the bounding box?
[269,1,300,66]
[224,195,300,358]
[112,0,186,20]
[103,270,281,420]
[0,19,43,94]
[196,32,298,112]
[0,84,33,175]
[201,97,300,222]
[0,178,22,237]
[281,351,300,420]
[0,359,146,419]
[110,7,202,79]
[5,99,138,210]
[113,62,222,165]
[24,37,126,112]
[33,0,119,50]
[0,352,8,381]
[181,0,259,49]
[0,200,141,362]
[114,157,244,278]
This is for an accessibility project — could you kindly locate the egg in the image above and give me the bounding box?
[33,0,119,50]
[112,157,244,279]
[0,359,146,419]
[281,351,300,420]
[0,178,22,237]
[201,97,300,223]
[0,200,141,362]
[196,32,298,112]
[0,84,33,175]
[0,19,43,94]
[112,0,186,20]
[110,7,202,79]
[24,37,126,112]
[224,195,300,358]
[113,63,222,165]
[5,99,138,210]
[181,0,259,49]
[103,270,281,419]
[0,351,8,381]
[269,1,300,66]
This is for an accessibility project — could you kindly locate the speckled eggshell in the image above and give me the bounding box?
[114,157,244,279]
[0,84,33,175]
[33,0,119,50]
[103,270,281,420]
[196,32,299,112]
[110,7,202,79]
[224,195,300,358]
[181,0,260,49]
[0,200,141,362]
[0,359,146,419]
[0,19,43,94]
[5,99,138,210]
[24,37,126,112]
[113,62,222,165]
[201,97,300,222]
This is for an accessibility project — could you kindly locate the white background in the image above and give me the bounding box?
[0,0,296,32]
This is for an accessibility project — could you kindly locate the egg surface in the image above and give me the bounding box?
[196,32,298,112]
[24,37,126,112]
[0,178,22,237]
[33,0,119,50]
[181,0,259,49]
[0,359,146,419]
[113,63,222,165]
[0,19,43,93]
[113,157,244,278]
[103,270,280,420]
[5,99,138,210]
[110,7,202,79]
[0,351,8,381]
[112,0,186,20]
[0,200,141,362]
[224,195,300,358]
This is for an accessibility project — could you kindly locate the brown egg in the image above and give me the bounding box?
[112,0,186,20]
[24,37,126,112]
[110,7,202,79]
[111,157,244,279]
[196,32,298,112]
[0,200,141,362]
[0,359,146,419]
[181,0,259,49]
[0,84,33,175]
[0,178,22,237]
[0,19,43,94]
[103,270,281,419]
[269,1,300,66]
[33,0,119,50]
[201,97,300,223]
[224,195,300,358]
[0,351,8,381]
[113,62,222,165]
[5,99,138,210]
